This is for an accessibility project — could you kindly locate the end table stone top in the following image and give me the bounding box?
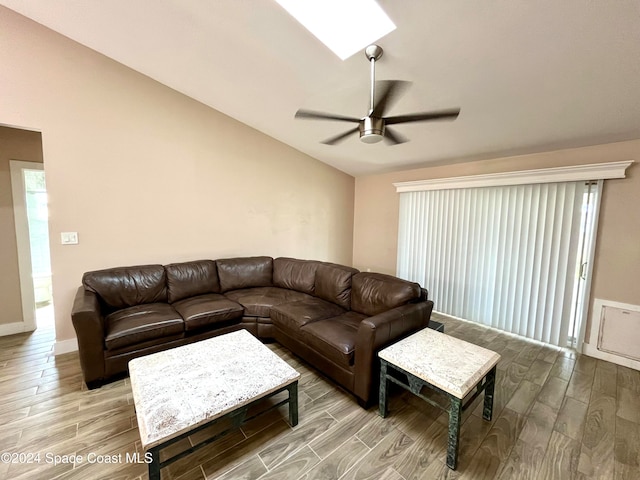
[379,327,500,399]
[129,330,300,450]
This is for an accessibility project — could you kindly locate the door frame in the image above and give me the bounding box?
[8,159,44,333]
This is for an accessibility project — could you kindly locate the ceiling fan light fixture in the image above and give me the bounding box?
[360,132,384,144]
[359,116,384,143]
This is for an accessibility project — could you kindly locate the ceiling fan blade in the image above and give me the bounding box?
[383,127,408,146]
[295,109,360,123]
[372,80,411,118]
[385,108,460,125]
[321,127,359,145]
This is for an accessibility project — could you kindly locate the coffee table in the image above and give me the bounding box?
[378,328,500,470]
[129,329,300,480]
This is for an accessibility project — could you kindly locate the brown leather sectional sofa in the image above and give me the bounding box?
[71,256,434,405]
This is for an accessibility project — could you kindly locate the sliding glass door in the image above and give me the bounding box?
[397,180,601,347]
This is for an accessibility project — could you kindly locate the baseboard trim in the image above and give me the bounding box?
[433,310,564,349]
[54,338,78,356]
[0,321,33,337]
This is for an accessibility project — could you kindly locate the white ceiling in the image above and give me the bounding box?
[2,0,640,176]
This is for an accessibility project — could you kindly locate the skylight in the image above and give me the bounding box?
[274,0,396,60]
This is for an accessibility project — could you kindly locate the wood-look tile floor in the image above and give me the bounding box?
[1,311,638,480]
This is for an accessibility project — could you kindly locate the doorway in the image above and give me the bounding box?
[9,160,53,331]
[567,180,602,349]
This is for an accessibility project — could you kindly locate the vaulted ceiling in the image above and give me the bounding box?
[2,0,639,176]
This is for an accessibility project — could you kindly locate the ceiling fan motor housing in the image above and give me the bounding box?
[359,116,385,143]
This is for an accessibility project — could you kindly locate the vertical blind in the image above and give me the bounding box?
[397,181,587,346]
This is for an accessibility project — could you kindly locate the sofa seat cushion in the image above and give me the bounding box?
[224,287,313,317]
[271,298,346,332]
[172,294,244,331]
[300,311,367,368]
[105,303,183,350]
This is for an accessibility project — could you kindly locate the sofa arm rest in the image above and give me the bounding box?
[71,286,106,387]
[353,300,434,403]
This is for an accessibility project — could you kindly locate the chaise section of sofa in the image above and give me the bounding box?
[71,256,434,406]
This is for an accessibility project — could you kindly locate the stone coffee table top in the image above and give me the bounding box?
[129,329,300,450]
[379,327,500,399]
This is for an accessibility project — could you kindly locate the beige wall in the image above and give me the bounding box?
[0,7,354,342]
[0,127,43,325]
[353,139,640,339]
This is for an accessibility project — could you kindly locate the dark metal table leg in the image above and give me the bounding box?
[483,366,497,422]
[446,396,462,470]
[288,381,299,427]
[379,360,389,418]
[148,447,161,480]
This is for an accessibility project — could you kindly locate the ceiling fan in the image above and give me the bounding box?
[295,45,460,146]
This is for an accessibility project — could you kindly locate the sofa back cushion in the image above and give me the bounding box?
[216,256,273,292]
[314,262,359,309]
[82,265,167,310]
[165,260,220,303]
[273,257,318,295]
[351,272,421,316]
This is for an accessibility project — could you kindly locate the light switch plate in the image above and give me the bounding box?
[61,232,78,245]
